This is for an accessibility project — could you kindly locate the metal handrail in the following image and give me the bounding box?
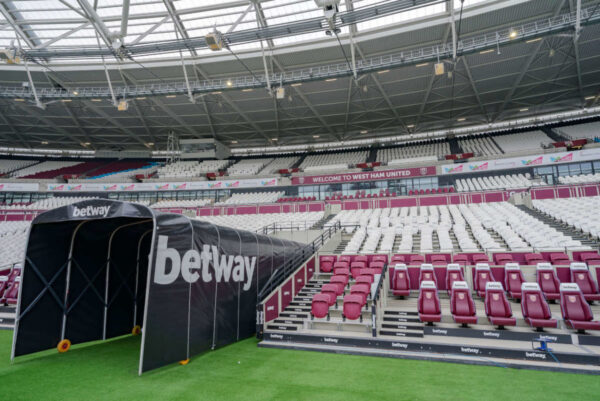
[257,221,341,301]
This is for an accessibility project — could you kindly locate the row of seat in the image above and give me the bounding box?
[417,279,600,332]
[391,262,600,302]
[533,196,600,240]
[455,173,538,192]
[0,266,21,306]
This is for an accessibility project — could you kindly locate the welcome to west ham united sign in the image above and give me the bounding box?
[291,166,436,185]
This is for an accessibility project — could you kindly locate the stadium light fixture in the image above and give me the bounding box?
[72,91,79,96]
[271,138,278,141]
[242,88,253,92]
[41,141,48,145]
[416,63,429,68]
[14,98,25,102]
[325,78,337,82]
[135,97,146,100]
[291,83,302,87]
[360,130,368,134]
[62,99,72,103]
[479,49,494,54]
[166,95,176,98]
[406,124,415,128]
[313,135,320,138]
[457,117,466,121]
[377,70,390,74]
[226,80,233,87]
[509,30,518,39]
[520,108,529,112]
[231,140,238,144]
[91,99,102,102]
[526,37,542,43]
[585,96,596,100]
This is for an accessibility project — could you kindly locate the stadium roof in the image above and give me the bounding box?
[0,0,599,151]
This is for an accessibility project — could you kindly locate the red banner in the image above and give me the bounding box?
[291,166,436,185]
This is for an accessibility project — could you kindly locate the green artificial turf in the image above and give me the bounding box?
[0,329,599,401]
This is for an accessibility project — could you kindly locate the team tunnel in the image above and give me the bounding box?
[12,203,154,358]
[11,200,310,374]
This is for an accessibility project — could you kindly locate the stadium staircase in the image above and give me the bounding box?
[516,205,600,249]
[290,155,305,169]
[0,305,15,330]
[314,213,336,230]
[366,148,378,163]
[487,133,505,154]
[448,137,462,155]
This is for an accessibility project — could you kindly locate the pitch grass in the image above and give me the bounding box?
[0,330,599,401]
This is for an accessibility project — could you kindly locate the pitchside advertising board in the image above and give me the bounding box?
[12,199,308,374]
[441,148,600,174]
[46,177,278,192]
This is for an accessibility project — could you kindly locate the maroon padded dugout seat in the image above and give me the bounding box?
[350,261,367,279]
[560,283,600,331]
[392,264,410,297]
[333,261,349,271]
[504,263,525,300]
[536,263,561,301]
[472,254,490,264]
[520,283,558,329]
[338,255,352,263]
[570,263,600,302]
[445,264,465,296]
[474,264,494,297]
[484,282,516,328]
[350,283,370,305]
[495,254,513,266]
[579,252,600,266]
[418,281,441,323]
[418,264,437,288]
[311,293,331,319]
[358,269,375,283]
[450,281,477,325]
[343,294,364,321]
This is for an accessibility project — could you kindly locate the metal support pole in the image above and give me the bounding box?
[61,221,87,341]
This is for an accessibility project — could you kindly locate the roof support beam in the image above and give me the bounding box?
[130,16,171,45]
[76,0,114,48]
[121,0,130,38]
[34,22,91,50]
[461,56,489,122]
[0,3,36,48]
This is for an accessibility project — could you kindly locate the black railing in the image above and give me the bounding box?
[257,221,341,302]
[370,264,388,337]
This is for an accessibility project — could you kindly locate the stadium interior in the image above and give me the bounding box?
[1,0,600,398]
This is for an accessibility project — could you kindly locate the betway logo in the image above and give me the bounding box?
[432,328,448,335]
[72,205,110,218]
[525,352,547,360]
[323,337,339,344]
[153,235,256,291]
[391,343,408,349]
[483,331,500,338]
[461,347,480,354]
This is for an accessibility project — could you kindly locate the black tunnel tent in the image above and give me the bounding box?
[11,200,309,374]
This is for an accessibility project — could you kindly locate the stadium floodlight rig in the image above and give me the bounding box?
[315,0,342,36]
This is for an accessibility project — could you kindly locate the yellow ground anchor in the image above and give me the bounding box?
[57,339,71,353]
[131,325,141,336]
[179,359,190,365]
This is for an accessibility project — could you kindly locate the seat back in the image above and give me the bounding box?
[525,253,544,265]
[418,281,440,315]
[343,294,364,320]
[320,261,334,273]
[321,283,340,303]
[333,267,350,277]
[350,261,367,278]
[504,263,525,294]
[450,281,475,317]
[536,263,560,293]
[472,254,490,264]
[393,265,410,291]
[560,283,594,322]
[521,283,551,320]
[0,276,8,297]
[570,263,599,295]
[445,264,464,291]
[333,261,349,270]
[549,253,570,265]
[353,255,368,264]
[350,283,370,304]
[419,264,437,287]
[369,261,385,273]
[329,276,347,293]
[496,254,513,265]
[356,275,374,286]
[430,255,447,266]
[410,255,425,265]
[311,294,330,318]
[371,255,388,263]
[474,264,493,292]
[452,255,469,265]
[359,269,375,283]
[338,255,352,263]
[484,282,512,318]
[4,277,20,300]
[391,255,405,264]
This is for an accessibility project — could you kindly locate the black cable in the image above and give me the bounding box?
[450,0,465,120]
[333,30,353,75]
[225,43,263,85]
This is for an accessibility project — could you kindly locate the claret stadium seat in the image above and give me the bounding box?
[330,275,348,290]
[2,276,20,305]
[333,261,349,271]
[333,266,350,277]
[520,283,558,330]
[445,264,465,296]
[560,283,600,332]
[343,294,364,321]
[472,254,490,264]
[430,254,447,266]
[350,283,370,305]
[311,293,331,319]
[504,263,525,300]
[392,264,410,297]
[356,275,374,286]
[0,276,9,299]
[452,254,469,266]
[358,269,375,284]
[338,255,353,264]
[350,261,367,279]
[371,255,387,263]
[570,263,600,302]
[353,255,368,264]
[536,263,561,301]
[418,264,437,288]
[525,253,544,265]
[321,283,341,307]
[450,281,477,326]
[474,264,494,297]
[549,253,570,266]
[391,255,406,264]
[410,255,425,266]
[369,261,385,274]
[320,256,336,273]
[484,282,516,328]
[418,281,441,324]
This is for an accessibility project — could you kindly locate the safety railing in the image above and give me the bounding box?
[257,221,341,302]
[370,264,389,337]
[257,219,323,235]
